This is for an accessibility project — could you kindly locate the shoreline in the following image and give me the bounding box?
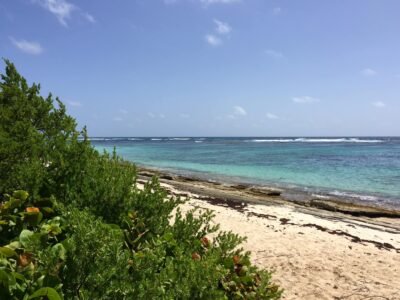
[137,167,400,299]
[137,166,400,219]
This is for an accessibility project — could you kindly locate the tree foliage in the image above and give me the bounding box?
[0,59,137,223]
[0,60,282,299]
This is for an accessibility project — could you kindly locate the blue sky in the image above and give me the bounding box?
[1,0,400,136]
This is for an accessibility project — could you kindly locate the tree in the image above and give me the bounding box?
[0,60,137,222]
[0,59,78,196]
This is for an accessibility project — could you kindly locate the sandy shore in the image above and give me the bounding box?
[138,168,400,300]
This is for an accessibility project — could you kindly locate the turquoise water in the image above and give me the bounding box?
[92,137,400,207]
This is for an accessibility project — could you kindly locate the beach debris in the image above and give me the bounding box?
[279,218,292,225]
[301,223,400,252]
[247,212,277,220]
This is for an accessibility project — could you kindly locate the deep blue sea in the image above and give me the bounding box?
[92,137,400,208]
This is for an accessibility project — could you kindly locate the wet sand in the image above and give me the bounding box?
[138,168,400,300]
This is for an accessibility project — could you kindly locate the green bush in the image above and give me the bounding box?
[60,208,132,299]
[124,182,281,299]
[0,59,137,223]
[58,148,137,223]
[0,190,65,299]
[0,60,282,299]
[0,60,77,198]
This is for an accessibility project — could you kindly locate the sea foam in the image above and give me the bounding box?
[329,190,379,202]
[247,138,383,143]
[169,138,191,141]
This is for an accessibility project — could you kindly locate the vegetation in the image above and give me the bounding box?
[0,60,282,299]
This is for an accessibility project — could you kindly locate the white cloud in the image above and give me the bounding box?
[83,12,95,23]
[214,19,231,35]
[34,0,76,26]
[10,38,43,55]
[292,96,320,104]
[165,0,240,5]
[265,49,284,59]
[273,7,282,15]
[147,112,166,118]
[180,113,190,118]
[205,20,231,47]
[119,109,128,115]
[201,0,241,4]
[266,113,278,119]
[372,101,386,108]
[233,105,247,116]
[362,68,377,77]
[33,0,94,26]
[205,34,222,46]
[113,117,123,122]
[67,101,82,107]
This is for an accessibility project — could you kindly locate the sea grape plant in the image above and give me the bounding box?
[0,190,65,299]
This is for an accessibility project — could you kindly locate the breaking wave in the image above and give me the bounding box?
[247,138,383,143]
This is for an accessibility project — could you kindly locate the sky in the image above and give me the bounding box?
[1,0,400,137]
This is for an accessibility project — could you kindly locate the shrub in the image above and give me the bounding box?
[0,60,136,223]
[123,178,282,299]
[59,148,137,223]
[0,190,65,299]
[0,60,282,299]
[0,60,77,197]
[60,207,132,299]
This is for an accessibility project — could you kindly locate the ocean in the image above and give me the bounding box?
[91,137,400,208]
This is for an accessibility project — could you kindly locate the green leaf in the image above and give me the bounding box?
[19,229,34,248]
[6,241,21,250]
[40,207,55,215]
[12,190,29,201]
[0,269,10,289]
[51,243,66,261]
[41,223,62,236]
[0,246,17,257]
[11,272,25,281]
[24,211,43,226]
[107,223,121,230]
[28,287,62,300]
[0,269,13,289]
[3,198,22,211]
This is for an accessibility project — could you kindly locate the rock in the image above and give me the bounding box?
[248,187,282,197]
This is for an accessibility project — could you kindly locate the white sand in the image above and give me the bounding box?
[158,181,400,300]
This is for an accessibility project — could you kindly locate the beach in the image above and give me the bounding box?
[138,168,400,300]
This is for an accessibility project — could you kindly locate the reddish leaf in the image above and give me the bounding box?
[191,252,201,261]
[200,237,210,248]
[26,207,40,213]
[233,255,240,265]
